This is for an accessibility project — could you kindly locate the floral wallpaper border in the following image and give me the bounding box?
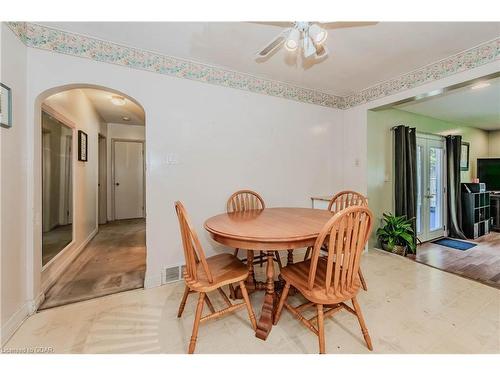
[344,37,500,107]
[6,22,500,109]
[6,22,343,109]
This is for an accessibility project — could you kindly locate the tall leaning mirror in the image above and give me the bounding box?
[42,110,74,267]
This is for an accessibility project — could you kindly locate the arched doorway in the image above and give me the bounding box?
[33,84,147,310]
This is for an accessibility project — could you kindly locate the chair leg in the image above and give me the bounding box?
[352,296,373,351]
[273,282,290,325]
[234,248,239,257]
[358,268,367,291]
[317,304,325,354]
[239,281,257,331]
[188,292,205,354]
[177,285,190,318]
[304,246,312,261]
[205,294,216,314]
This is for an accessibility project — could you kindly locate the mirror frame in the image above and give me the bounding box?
[40,103,77,271]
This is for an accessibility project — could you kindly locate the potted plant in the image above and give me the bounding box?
[376,213,416,256]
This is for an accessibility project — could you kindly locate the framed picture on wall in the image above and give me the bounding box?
[460,142,470,171]
[0,83,13,128]
[78,130,88,162]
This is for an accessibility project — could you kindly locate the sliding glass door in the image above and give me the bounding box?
[417,135,446,242]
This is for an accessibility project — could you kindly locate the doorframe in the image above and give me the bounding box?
[416,132,448,243]
[97,134,107,225]
[111,138,146,221]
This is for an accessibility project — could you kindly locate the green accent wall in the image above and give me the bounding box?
[367,108,491,247]
[488,130,500,157]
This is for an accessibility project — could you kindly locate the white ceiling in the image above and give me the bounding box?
[395,77,500,131]
[39,22,500,96]
[81,88,145,126]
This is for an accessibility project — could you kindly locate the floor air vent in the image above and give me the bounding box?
[164,266,181,283]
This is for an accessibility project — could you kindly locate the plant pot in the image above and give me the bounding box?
[381,242,406,256]
[392,245,407,256]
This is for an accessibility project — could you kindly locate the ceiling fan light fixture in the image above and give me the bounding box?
[308,24,328,45]
[110,95,126,106]
[285,28,300,51]
[303,37,317,59]
[315,44,329,59]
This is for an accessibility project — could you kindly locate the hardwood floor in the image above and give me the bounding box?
[40,218,146,310]
[416,232,500,289]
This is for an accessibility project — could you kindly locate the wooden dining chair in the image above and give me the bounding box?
[226,190,282,269]
[305,190,369,291]
[174,201,257,354]
[274,206,374,354]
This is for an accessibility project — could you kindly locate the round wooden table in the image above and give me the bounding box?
[204,207,334,340]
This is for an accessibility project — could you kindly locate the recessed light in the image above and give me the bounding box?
[122,116,130,121]
[110,95,126,106]
[471,82,491,90]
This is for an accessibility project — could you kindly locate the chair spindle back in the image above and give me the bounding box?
[308,206,373,295]
[174,201,213,283]
[226,190,265,213]
[328,191,368,213]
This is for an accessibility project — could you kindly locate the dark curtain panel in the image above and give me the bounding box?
[394,125,417,245]
[445,135,467,239]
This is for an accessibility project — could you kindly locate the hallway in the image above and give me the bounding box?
[40,219,146,310]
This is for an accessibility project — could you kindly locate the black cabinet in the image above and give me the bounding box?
[491,194,500,232]
[461,183,490,239]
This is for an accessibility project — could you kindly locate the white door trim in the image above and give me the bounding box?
[98,134,107,225]
[111,138,146,221]
[417,133,447,243]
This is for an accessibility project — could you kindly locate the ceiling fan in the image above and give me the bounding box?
[255,21,378,61]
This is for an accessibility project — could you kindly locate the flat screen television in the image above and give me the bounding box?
[477,158,500,191]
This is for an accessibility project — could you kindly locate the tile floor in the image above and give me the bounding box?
[5,249,500,354]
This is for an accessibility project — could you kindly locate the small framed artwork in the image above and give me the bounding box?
[460,142,470,171]
[0,83,13,128]
[78,130,88,162]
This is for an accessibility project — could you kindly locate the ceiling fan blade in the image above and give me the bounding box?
[255,29,290,58]
[250,21,295,28]
[319,21,379,29]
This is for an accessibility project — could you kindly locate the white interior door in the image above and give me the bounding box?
[417,135,446,242]
[113,140,144,220]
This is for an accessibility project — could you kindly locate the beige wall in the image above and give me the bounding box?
[488,130,500,157]
[366,108,490,245]
[0,23,28,345]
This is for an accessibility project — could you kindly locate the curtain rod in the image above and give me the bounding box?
[390,126,448,139]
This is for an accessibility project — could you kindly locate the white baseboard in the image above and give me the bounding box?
[28,292,45,314]
[41,227,98,293]
[0,289,45,347]
[0,302,30,347]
